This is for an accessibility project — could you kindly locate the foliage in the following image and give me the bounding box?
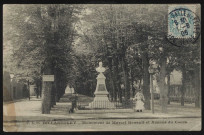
[4,4,82,84]
[4,4,200,107]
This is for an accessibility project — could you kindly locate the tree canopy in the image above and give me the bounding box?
[3,4,201,111]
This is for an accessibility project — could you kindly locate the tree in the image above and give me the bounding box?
[79,5,168,108]
[168,39,201,107]
[4,4,83,113]
[76,5,201,111]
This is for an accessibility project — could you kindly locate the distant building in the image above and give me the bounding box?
[3,71,28,101]
[170,70,182,85]
[153,69,182,94]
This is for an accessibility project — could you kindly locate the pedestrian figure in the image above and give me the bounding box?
[69,93,78,113]
[134,89,145,112]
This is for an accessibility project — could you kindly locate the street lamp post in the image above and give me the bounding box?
[148,63,158,114]
[148,67,154,114]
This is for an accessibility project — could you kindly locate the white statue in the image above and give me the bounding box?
[96,62,105,73]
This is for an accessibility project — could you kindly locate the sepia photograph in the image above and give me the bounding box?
[3,4,201,132]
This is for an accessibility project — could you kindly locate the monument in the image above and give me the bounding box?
[88,62,115,109]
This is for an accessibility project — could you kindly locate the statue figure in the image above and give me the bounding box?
[96,62,105,73]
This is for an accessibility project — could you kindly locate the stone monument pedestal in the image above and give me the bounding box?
[87,62,115,109]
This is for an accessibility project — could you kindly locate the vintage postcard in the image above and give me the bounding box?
[3,4,201,131]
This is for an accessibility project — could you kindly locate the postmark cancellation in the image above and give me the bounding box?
[167,5,200,46]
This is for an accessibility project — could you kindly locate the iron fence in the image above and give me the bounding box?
[77,100,135,110]
[169,85,195,104]
[169,96,195,104]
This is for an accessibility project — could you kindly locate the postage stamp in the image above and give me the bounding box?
[167,5,200,46]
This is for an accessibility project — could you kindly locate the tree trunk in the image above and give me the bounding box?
[41,65,53,114]
[121,57,130,103]
[36,79,41,99]
[139,78,142,89]
[158,56,168,113]
[142,52,150,110]
[167,74,170,104]
[111,71,117,102]
[131,80,135,98]
[112,58,119,101]
[181,67,186,106]
[110,74,115,102]
[118,86,122,103]
[115,58,122,102]
[51,83,56,107]
[55,75,60,102]
[194,65,201,108]
[131,68,136,98]
[55,71,61,102]
[36,88,38,99]
[40,77,42,98]
[116,73,122,103]
[36,81,39,99]
[42,82,52,114]
[27,79,30,100]
[108,58,116,101]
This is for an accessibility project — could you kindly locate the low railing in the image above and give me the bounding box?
[169,85,195,104]
[77,100,135,110]
[169,96,195,104]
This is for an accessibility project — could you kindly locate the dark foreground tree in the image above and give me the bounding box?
[4,4,82,114]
